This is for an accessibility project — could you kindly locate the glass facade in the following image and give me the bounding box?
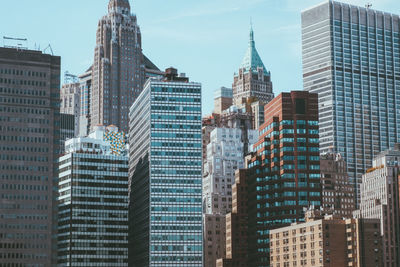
[302,1,400,204]
[129,77,203,266]
[57,137,129,266]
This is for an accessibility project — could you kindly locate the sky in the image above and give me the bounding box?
[1,0,399,115]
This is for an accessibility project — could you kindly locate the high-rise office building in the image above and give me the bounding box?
[129,68,203,266]
[232,25,274,106]
[217,91,322,267]
[61,82,80,137]
[0,47,60,266]
[354,144,400,267]
[302,1,400,203]
[91,0,145,133]
[57,125,129,266]
[320,152,355,217]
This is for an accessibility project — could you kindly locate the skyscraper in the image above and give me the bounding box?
[57,126,129,266]
[302,1,400,204]
[129,68,203,266]
[354,144,400,267]
[232,25,274,106]
[91,0,145,133]
[217,91,321,267]
[0,47,60,266]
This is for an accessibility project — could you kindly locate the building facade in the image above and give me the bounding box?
[57,126,128,266]
[60,113,75,153]
[204,214,226,267]
[354,144,400,267]
[203,127,258,215]
[202,127,257,267]
[320,152,355,217]
[270,213,383,267]
[232,25,274,106]
[217,91,322,267]
[129,68,203,266]
[214,87,233,114]
[0,47,60,266]
[61,82,80,137]
[91,0,145,133]
[302,1,400,203]
[78,66,92,137]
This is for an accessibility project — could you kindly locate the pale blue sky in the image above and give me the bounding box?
[1,0,399,114]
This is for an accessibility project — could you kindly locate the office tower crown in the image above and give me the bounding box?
[108,0,130,13]
[240,24,268,73]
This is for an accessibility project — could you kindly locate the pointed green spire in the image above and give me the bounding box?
[240,21,268,74]
[250,18,254,45]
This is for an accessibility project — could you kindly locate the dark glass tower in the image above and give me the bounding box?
[302,1,400,204]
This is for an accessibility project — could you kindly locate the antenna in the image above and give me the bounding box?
[365,3,372,9]
[43,44,54,55]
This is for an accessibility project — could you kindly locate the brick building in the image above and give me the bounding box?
[217,91,322,266]
[270,211,383,267]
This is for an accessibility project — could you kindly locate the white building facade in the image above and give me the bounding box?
[202,127,258,267]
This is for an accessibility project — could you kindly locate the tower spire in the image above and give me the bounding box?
[250,18,254,46]
[239,21,268,74]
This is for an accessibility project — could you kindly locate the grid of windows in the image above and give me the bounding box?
[57,152,129,266]
[0,48,60,266]
[302,2,400,204]
[129,78,203,266]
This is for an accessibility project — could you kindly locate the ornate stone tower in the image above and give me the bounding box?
[91,0,145,133]
[232,25,274,106]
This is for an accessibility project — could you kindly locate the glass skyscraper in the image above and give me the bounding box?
[57,126,129,266]
[128,68,203,266]
[302,1,400,203]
